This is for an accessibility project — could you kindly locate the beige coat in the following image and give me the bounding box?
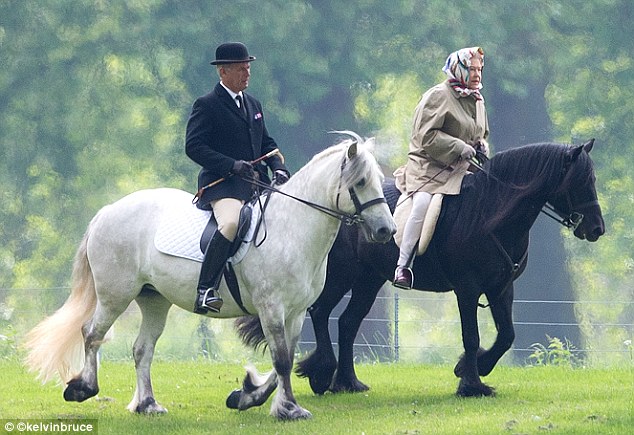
[395,80,488,195]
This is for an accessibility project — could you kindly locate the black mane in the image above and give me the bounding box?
[457,143,570,239]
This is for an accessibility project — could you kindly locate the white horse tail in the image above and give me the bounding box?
[25,223,98,384]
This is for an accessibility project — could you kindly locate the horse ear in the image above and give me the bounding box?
[583,138,595,153]
[347,140,358,159]
[569,144,584,161]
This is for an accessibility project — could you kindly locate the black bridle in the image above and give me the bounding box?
[244,149,387,227]
[541,198,599,230]
[469,152,595,230]
[335,151,388,225]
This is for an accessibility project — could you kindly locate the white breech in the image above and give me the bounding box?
[397,191,432,267]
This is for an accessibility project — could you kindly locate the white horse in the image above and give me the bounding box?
[25,133,396,420]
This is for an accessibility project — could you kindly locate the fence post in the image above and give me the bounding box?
[394,287,399,362]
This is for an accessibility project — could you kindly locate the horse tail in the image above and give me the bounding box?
[24,223,98,384]
[234,315,268,352]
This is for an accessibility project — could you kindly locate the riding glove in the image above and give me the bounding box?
[232,160,254,177]
[274,170,290,185]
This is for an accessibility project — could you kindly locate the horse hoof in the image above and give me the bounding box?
[456,378,496,397]
[133,397,168,414]
[64,379,98,403]
[329,378,370,394]
[308,375,332,395]
[274,403,312,420]
[226,389,242,409]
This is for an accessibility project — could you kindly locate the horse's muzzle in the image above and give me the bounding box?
[371,225,396,244]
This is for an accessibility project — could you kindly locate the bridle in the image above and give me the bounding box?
[469,151,596,230]
[245,147,387,227]
[541,198,599,230]
[335,151,388,225]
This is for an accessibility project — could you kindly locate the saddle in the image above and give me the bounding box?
[154,198,261,263]
[200,201,254,257]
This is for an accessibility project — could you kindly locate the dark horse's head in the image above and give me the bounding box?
[546,139,605,242]
[462,139,605,243]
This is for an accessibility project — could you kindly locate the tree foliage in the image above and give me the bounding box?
[0,0,631,361]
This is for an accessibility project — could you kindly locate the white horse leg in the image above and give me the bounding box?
[127,288,171,414]
[64,299,128,402]
[266,312,311,420]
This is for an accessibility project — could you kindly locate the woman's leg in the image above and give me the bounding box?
[394,192,432,288]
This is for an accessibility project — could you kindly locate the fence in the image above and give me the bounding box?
[1,286,632,366]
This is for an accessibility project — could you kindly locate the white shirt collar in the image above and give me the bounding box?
[220,82,243,101]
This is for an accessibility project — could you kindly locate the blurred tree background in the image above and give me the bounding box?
[1,0,631,364]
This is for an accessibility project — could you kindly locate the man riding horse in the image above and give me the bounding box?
[185,42,290,314]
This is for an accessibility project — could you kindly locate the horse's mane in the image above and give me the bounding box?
[292,134,380,195]
[456,143,571,239]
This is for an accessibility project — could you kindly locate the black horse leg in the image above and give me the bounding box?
[478,284,515,376]
[296,260,354,394]
[454,291,495,397]
[330,272,386,393]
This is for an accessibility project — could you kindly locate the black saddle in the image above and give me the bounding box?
[200,200,255,257]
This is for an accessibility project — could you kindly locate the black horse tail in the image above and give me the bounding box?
[234,315,268,352]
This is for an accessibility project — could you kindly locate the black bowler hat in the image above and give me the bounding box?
[210,42,256,65]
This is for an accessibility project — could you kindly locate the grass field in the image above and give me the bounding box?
[0,360,631,434]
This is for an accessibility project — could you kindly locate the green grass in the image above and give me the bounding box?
[0,360,631,434]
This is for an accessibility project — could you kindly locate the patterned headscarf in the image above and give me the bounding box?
[442,47,484,100]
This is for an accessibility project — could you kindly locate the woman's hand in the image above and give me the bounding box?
[460,145,476,160]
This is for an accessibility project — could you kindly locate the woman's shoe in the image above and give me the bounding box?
[393,266,413,289]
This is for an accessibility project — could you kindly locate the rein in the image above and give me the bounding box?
[467,154,587,230]
[242,152,387,227]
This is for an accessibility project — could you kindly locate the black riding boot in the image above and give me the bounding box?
[194,231,233,314]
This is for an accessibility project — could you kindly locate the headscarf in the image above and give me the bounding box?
[442,47,484,100]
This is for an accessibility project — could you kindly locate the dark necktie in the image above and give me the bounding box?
[235,95,246,117]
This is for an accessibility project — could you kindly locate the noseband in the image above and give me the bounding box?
[335,153,387,225]
[541,151,599,230]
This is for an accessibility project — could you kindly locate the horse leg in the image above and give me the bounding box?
[64,299,129,402]
[268,312,311,419]
[296,266,353,394]
[453,292,495,397]
[126,288,172,414]
[478,284,515,376]
[330,273,385,393]
[228,311,310,419]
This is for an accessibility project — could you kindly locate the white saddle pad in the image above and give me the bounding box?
[154,201,259,264]
[393,193,443,255]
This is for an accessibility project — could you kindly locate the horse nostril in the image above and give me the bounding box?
[376,227,395,242]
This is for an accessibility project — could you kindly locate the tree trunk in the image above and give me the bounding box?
[487,82,582,362]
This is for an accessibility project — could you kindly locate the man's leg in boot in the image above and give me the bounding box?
[194,198,242,314]
[394,192,431,289]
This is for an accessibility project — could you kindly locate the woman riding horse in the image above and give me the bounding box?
[298,140,604,397]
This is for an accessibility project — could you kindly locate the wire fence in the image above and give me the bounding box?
[1,286,632,366]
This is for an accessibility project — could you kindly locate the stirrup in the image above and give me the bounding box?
[195,288,223,314]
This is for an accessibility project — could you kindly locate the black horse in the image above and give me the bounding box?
[297,141,605,397]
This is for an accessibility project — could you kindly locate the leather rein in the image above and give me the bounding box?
[244,150,387,228]
[468,152,594,230]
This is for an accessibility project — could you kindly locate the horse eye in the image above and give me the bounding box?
[356,178,366,188]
